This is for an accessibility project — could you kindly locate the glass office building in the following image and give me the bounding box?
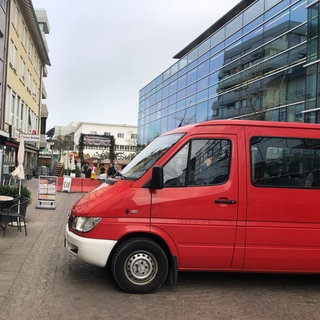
[138,0,320,147]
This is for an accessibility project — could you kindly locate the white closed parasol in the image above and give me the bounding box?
[63,153,69,173]
[11,135,25,195]
[69,153,75,172]
[11,135,25,215]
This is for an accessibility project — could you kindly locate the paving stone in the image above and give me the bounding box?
[1,178,320,320]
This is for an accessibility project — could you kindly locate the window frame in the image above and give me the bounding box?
[163,138,232,187]
[251,135,320,189]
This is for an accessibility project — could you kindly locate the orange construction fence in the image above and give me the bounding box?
[57,177,100,193]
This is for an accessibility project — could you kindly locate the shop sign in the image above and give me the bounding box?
[83,134,111,147]
[22,134,40,142]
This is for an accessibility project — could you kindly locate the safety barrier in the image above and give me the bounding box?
[57,177,100,193]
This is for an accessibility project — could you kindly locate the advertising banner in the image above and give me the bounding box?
[36,176,58,209]
[62,175,72,193]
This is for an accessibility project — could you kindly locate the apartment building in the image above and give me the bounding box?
[1,0,50,177]
[0,0,7,118]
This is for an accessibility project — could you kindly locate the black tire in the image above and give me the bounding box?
[111,238,168,294]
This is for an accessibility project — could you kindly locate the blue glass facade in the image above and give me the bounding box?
[138,0,319,147]
[305,0,320,122]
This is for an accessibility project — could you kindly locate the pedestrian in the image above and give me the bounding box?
[82,162,92,178]
[90,163,96,179]
[107,163,116,177]
[112,161,122,178]
[76,159,82,170]
[98,167,107,183]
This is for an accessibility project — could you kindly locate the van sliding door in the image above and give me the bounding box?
[245,127,320,272]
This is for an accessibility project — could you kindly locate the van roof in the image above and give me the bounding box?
[164,120,320,135]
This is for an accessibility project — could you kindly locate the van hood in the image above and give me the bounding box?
[72,179,135,215]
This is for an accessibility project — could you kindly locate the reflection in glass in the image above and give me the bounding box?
[138,0,312,145]
[196,101,209,123]
[291,0,307,24]
[264,0,289,20]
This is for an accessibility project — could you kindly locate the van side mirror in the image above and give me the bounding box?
[151,166,164,189]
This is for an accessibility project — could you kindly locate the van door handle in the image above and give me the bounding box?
[214,199,236,205]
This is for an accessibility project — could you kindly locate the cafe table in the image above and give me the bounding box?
[0,195,14,202]
[0,195,14,231]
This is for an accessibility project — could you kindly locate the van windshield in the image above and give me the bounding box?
[121,133,185,180]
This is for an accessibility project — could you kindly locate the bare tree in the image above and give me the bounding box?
[53,134,74,160]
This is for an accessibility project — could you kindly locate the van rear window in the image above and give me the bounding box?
[251,136,320,188]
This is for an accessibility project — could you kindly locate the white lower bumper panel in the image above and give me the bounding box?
[65,224,117,267]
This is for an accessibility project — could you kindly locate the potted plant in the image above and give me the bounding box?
[0,184,32,205]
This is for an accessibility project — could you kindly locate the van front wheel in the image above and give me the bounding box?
[111,238,168,294]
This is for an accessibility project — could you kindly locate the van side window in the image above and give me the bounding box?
[163,139,231,187]
[251,136,320,188]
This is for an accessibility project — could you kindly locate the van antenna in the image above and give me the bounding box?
[178,100,192,127]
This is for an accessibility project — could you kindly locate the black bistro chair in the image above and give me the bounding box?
[0,197,29,236]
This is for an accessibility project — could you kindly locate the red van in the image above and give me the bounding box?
[65,120,320,293]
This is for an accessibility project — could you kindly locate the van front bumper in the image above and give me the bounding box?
[65,224,117,267]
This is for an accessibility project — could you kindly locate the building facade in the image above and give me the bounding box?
[73,122,137,163]
[46,122,138,167]
[1,0,50,177]
[138,0,319,147]
[0,0,8,119]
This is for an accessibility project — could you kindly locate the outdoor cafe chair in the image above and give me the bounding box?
[1,194,20,210]
[0,197,29,236]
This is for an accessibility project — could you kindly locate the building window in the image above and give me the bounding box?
[305,2,320,123]
[16,96,20,128]
[26,70,31,92]
[22,22,27,47]
[32,80,37,100]
[104,132,111,136]
[34,53,38,72]
[131,134,137,139]
[10,40,17,70]
[12,1,19,30]
[117,133,124,138]
[20,57,25,82]
[307,2,319,63]
[28,40,33,60]
[0,31,4,60]
[20,102,24,130]
[10,93,16,125]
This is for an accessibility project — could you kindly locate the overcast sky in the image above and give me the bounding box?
[32,0,241,130]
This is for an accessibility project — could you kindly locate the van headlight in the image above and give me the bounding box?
[71,217,101,233]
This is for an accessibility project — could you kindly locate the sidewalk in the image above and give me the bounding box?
[1,178,319,320]
[0,178,83,319]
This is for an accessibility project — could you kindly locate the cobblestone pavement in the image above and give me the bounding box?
[1,178,320,320]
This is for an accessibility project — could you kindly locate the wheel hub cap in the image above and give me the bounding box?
[126,252,157,284]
